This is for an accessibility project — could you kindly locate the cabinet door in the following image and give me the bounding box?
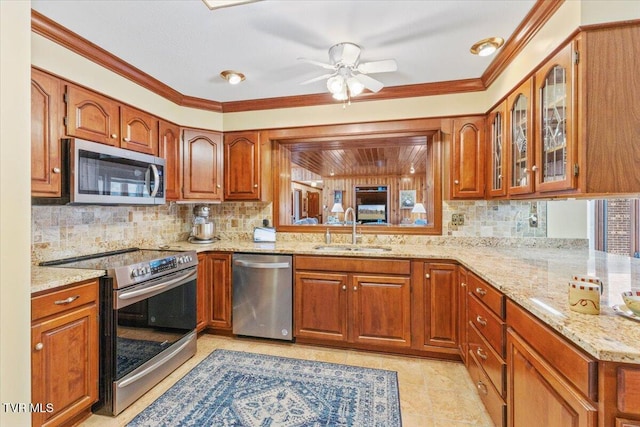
[65,84,119,146]
[224,131,260,200]
[182,129,223,200]
[507,78,535,195]
[196,253,210,332]
[208,253,232,330]
[423,263,458,348]
[535,43,577,193]
[451,116,485,198]
[31,305,98,427]
[159,120,181,200]
[31,68,63,197]
[119,105,158,155]
[487,101,508,198]
[294,272,348,342]
[506,329,597,427]
[351,274,411,348]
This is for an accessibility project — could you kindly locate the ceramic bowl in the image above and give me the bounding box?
[621,291,640,316]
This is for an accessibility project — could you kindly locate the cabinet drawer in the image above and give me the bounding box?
[295,256,410,275]
[468,294,505,357]
[468,349,506,427]
[468,321,505,397]
[618,366,640,416]
[506,300,597,401]
[32,280,99,321]
[468,272,504,319]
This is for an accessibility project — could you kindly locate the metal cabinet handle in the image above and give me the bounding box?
[54,295,79,305]
[34,343,44,351]
[342,285,347,291]
[123,137,131,142]
[476,315,488,326]
[111,133,117,139]
[477,381,488,395]
[254,184,258,188]
[425,273,430,279]
[454,180,460,185]
[476,287,487,296]
[52,167,61,174]
[476,347,488,360]
[531,165,538,172]
[217,184,221,188]
[461,282,467,287]
[353,286,357,291]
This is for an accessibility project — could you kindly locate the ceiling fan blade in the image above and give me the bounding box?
[354,74,384,93]
[297,57,335,70]
[300,73,334,85]
[357,59,398,74]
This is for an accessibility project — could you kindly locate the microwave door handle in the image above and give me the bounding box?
[146,164,160,197]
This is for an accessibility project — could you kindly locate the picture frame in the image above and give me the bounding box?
[334,190,343,205]
[399,190,416,210]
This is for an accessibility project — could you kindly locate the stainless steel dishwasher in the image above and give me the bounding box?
[232,253,293,341]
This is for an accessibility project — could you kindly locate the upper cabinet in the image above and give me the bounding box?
[507,77,535,196]
[159,120,181,201]
[65,84,158,155]
[31,68,64,197]
[182,128,224,201]
[224,131,261,201]
[535,43,577,194]
[451,116,485,199]
[487,101,507,198]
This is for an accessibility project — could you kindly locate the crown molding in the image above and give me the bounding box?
[32,2,560,114]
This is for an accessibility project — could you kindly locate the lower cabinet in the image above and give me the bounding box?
[197,252,232,332]
[506,300,597,427]
[294,256,411,350]
[31,279,99,427]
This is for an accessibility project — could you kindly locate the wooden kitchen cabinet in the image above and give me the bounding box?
[507,77,535,196]
[224,131,261,200]
[487,101,508,198]
[451,116,485,199]
[294,256,412,350]
[197,252,232,332]
[506,300,597,427]
[119,104,158,155]
[65,84,120,147]
[182,128,224,201]
[31,68,64,197]
[31,279,99,427]
[159,119,181,200]
[412,262,459,352]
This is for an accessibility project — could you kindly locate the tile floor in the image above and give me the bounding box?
[81,334,494,427]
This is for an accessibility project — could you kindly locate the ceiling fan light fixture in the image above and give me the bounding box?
[220,70,245,85]
[346,77,365,96]
[470,37,504,56]
[326,75,344,95]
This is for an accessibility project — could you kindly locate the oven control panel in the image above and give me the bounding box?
[130,254,195,278]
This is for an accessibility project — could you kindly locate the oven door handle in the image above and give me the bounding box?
[118,269,197,301]
[117,332,195,389]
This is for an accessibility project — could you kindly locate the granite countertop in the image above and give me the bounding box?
[31,266,105,294]
[32,239,640,364]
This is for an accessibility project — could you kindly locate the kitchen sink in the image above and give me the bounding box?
[313,245,392,252]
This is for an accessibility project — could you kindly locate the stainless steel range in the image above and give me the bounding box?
[41,248,198,416]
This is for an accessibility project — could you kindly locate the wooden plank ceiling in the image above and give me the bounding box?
[285,135,431,178]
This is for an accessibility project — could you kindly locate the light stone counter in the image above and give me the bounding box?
[33,239,640,363]
[31,265,105,294]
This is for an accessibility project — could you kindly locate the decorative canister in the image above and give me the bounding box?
[568,280,602,315]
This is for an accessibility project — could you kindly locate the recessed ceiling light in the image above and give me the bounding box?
[202,0,261,10]
[470,37,505,57]
[220,70,245,85]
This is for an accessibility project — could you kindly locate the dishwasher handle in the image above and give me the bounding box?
[234,259,290,269]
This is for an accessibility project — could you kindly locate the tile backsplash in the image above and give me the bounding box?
[31,199,575,263]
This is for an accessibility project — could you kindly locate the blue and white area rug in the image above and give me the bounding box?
[127,349,402,427]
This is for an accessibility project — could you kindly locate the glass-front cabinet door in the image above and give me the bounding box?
[507,77,534,195]
[535,43,577,193]
[487,101,507,198]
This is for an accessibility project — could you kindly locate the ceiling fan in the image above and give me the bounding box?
[299,42,398,100]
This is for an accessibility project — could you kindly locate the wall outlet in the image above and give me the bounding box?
[452,213,465,226]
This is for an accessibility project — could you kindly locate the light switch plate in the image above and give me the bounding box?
[452,213,464,226]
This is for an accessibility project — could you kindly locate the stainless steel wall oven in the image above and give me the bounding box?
[41,248,198,416]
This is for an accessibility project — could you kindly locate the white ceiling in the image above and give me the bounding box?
[31,0,537,103]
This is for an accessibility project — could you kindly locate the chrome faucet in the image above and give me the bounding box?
[344,207,358,244]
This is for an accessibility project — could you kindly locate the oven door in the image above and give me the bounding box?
[113,267,197,381]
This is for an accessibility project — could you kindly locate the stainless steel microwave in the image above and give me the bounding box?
[69,138,165,205]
